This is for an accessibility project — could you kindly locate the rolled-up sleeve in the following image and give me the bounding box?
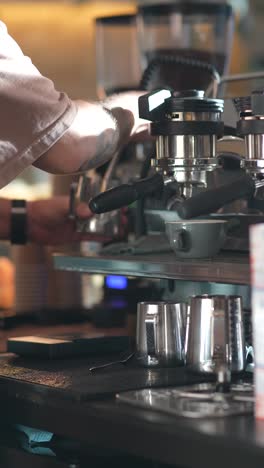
[0,20,77,188]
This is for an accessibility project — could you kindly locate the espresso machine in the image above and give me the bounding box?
[89,88,224,210]
[57,2,258,421]
[174,89,264,221]
[70,1,264,250]
[73,1,236,229]
[86,86,264,252]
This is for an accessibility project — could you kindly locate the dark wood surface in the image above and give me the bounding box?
[0,318,129,353]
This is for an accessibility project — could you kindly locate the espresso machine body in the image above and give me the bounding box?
[139,89,224,198]
[88,87,264,252]
[72,2,237,238]
[88,88,226,216]
[75,2,264,252]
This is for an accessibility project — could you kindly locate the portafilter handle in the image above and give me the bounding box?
[176,174,255,219]
[89,173,164,214]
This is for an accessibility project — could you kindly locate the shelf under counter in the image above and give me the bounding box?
[53,251,250,285]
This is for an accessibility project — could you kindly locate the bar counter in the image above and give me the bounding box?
[0,319,262,468]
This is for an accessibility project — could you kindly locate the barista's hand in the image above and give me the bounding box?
[27,196,107,245]
[103,90,151,143]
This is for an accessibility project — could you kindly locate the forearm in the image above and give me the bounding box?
[33,100,134,174]
[0,23,147,182]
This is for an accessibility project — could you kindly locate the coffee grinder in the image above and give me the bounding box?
[137,2,234,92]
[95,14,141,99]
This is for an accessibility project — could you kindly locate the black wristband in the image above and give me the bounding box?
[10,200,28,245]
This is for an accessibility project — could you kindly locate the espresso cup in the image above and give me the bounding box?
[165,219,227,259]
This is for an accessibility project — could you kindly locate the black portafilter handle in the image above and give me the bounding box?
[176,174,256,219]
[89,173,164,214]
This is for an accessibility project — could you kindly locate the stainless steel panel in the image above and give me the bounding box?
[53,252,250,285]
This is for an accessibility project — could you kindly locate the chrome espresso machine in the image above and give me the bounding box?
[85,87,264,252]
[54,2,261,420]
[72,0,248,248]
[64,90,259,418]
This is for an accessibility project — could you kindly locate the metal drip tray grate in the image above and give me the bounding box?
[116,383,254,418]
[168,382,254,401]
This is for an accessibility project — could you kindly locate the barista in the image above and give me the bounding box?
[0,20,148,246]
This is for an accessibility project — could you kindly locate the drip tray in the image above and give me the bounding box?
[169,382,254,400]
[116,383,254,419]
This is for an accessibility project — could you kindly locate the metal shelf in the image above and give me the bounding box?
[53,252,250,285]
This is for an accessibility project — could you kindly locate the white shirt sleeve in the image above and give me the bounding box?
[0,21,77,188]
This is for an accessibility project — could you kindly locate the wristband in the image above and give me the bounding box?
[10,200,27,245]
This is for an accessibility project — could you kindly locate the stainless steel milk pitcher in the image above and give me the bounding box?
[185,295,245,374]
[136,301,187,367]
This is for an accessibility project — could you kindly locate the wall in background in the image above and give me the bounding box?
[0,2,137,197]
[0,1,252,102]
[0,1,135,100]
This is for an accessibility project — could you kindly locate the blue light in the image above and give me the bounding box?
[105,275,128,290]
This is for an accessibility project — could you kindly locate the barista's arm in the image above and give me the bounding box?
[33,92,149,175]
[0,22,149,186]
[33,101,134,174]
